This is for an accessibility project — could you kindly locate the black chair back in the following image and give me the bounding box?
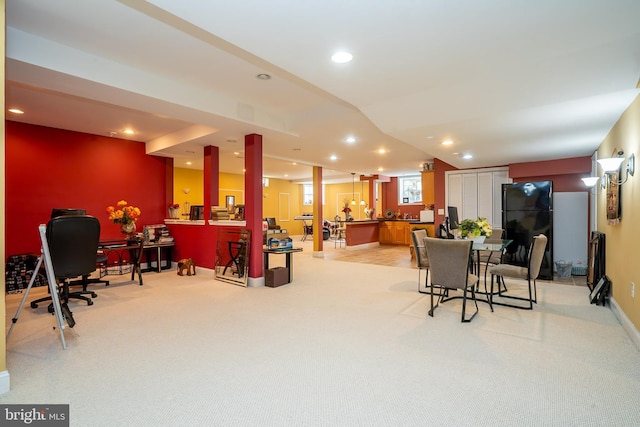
[46,216,100,280]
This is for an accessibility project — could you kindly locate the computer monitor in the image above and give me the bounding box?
[51,208,87,219]
[447,206,460,230]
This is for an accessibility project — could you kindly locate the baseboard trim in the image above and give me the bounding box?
[0,370,10,395]
[610,297,640,351]
[247,276,265,287]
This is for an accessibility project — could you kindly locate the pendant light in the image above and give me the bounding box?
[351,173,356,205]
[360,177,366,205]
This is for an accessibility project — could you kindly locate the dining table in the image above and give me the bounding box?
[471,239,513,297]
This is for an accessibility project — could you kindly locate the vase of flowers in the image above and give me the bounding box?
[458,217,492,244]
[106,200,141,236]
[342,200,352,221]
[168,203,180,219]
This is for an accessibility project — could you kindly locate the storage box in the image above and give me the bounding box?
[268,237,293,250]
[265,267,289,287]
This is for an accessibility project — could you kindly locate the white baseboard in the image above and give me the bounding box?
[247,276,265,287]
[610,297,640,351]
[0,370,10,395]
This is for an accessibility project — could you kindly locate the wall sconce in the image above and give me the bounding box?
[596,150,635,188]
[581,176,600,187]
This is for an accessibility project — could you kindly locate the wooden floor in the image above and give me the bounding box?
[293,235,588,287]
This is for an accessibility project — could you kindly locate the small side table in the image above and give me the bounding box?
[263,247,303,283]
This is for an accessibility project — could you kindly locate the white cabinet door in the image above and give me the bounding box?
[447,173,463,215]
[446,168,511,228]
[462,174,478,220]
[477,172,493,222]
[492,170,511,227]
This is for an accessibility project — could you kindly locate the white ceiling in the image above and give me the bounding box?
[5,0,640,183]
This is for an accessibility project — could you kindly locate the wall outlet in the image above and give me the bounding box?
[632,282,635,298]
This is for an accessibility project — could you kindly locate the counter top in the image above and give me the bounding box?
[377,219,434,224]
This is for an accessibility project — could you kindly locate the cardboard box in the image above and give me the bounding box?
[265,267,289,287]
[268,237,293,250]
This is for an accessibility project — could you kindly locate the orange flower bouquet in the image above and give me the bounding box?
[106,200,141,227]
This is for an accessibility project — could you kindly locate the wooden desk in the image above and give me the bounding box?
[263,247,303,283]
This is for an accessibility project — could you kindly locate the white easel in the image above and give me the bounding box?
[7,224,70,349]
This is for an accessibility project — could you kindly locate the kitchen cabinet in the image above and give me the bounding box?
[379,221,435,245]
[421,170,435,206]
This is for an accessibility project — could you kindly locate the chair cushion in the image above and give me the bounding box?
[490,263,528,279]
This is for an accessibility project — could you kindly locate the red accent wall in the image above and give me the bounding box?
[509,156,593,192]
[5,121,169,256]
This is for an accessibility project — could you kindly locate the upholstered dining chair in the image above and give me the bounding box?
[424,237,479,322]
[410,229,429,294]
[477,228,504,285]
[489,234,548,310]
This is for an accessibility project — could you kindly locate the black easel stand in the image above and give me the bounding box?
[6,224,71,349]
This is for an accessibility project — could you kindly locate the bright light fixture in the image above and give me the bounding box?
[345,136,356,144]
[331,51,353,63]
[377,149,386,154]
[330,155,337,161]
[581,177,599,187]
[123,129,135,135]
[462,153,473,159]
[8,108,24,115]
[597,157,624,172]
[441,140,454,145]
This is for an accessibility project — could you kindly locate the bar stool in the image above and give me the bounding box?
[334,216,346,248]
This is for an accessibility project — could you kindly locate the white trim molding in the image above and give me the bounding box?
[610,297,640,351]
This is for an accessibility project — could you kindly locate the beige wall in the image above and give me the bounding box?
[596,94,640,330]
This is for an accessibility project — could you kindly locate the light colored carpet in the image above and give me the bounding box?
[2,249,640,426]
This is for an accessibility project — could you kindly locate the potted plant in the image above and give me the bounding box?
[458,217,492,243]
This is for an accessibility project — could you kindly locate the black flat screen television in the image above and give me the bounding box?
[447,206,460,230]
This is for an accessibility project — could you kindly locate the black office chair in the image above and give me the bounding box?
[51,208,110,288]
[30,215,101,319]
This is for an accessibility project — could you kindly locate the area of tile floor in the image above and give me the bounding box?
[292,234,588,287]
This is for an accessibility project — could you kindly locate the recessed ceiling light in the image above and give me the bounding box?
[123,129,135,135]
[256,73,271,80]
[284,174,288,177]
[8,108,24,115]
[377,149,386,154]
[292,162,297,165]
[330,155,337,161]
[345,136,356,144]
[462,153,473,160]
[442,140,454,145]
[233,152,240,155]
[186,161,192,165]
[331,51,353,63]
[378,167,384,172]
